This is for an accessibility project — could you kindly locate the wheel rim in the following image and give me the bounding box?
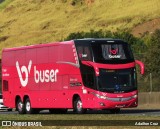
[18,101,23,111]
[77,100,82,111]
[26,101,31,111]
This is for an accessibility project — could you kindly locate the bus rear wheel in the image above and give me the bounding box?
[74,97,87,114]
[16,99,25,114]
[25,98,39,114]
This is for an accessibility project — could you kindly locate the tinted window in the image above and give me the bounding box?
[98,68,137,93]
[92,42,134,64]
[102,44,126,60]
[80,64,96,90]
[77,45,93,61]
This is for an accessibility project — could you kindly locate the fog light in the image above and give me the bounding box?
[99,102,105,106]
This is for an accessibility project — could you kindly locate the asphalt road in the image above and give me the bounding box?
[1,109,160,115]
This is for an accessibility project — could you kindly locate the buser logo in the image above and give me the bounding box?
[16,60,32,87]
[16,60,59,87]
[110,49,118,55]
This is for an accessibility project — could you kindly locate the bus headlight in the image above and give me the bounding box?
[95,94,108,99]
[132,94,137,99]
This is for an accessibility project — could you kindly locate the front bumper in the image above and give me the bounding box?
[93,97,138,109]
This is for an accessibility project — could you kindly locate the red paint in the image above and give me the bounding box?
[135,60,145,75]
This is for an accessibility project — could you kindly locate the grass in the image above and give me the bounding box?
[0,0,160,56]
[0,103,160,128]
[0,113,160,129]
[0,113,160,120]
[0,0,12,10]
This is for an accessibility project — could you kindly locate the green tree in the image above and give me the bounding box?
[65,29,146,54]
[113,30,146,54]
[144,29,160,76]
[64,29,113,40]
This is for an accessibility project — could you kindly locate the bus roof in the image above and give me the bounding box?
[2,40,74,52]
[2,39,127,52]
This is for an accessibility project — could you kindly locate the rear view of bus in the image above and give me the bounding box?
[74,39,144,113]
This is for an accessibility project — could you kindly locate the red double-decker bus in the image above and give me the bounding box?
[2,39,144,114]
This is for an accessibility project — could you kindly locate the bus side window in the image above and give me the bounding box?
[84,47,92,61]
[81,65,96,90]
[77,46,92,61]
[77,46,83,60]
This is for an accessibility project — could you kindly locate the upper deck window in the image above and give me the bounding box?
[77,45,93,61]
[75,40,134,64]
[101,44,126,60]
[91,41,134,64]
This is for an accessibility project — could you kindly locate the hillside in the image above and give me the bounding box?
[0,0,160,53]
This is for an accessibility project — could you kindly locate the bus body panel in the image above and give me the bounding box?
[2,41,83,108]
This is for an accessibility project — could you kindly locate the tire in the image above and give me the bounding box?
[49,109,67,114]
[16,99,25,114]
[73,97,87,114]
[109,108,120,114]
[25,98,39,114]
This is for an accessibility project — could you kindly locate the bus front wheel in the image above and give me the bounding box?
[74,97,87,114]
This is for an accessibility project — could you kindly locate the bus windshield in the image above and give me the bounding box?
[98,68,137,93]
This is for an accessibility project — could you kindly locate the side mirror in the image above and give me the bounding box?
[135,60,144,75]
